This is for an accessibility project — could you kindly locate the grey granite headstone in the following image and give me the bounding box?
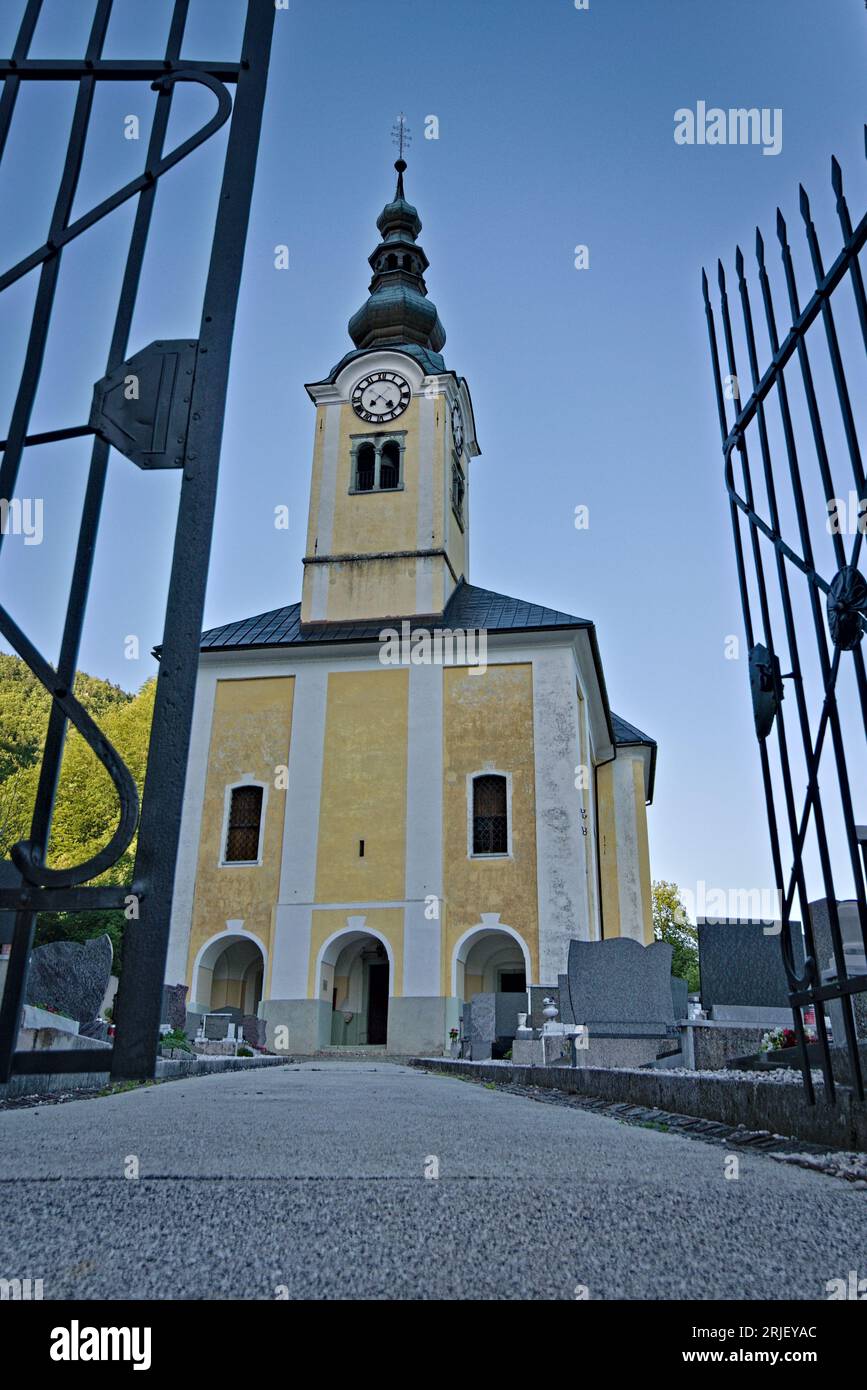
[529,985,559,1031]
[698,918,804,1010]
[494,991,528,1039]
[204,1014,234,1041]
[564,938,675,1035]
[808,899,865,971]
[464,992,526,1059]
[161,983,188,1032]
[242,1014,265,1048]
[671,975,689,1021]
[25,934,113,1029]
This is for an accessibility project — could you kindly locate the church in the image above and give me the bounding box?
[164,156,657,1056]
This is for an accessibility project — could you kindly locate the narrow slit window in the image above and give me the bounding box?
[472,775,508,855]
[224,785,263,863]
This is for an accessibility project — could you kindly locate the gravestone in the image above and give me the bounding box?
[464,992,528,1060]
[560,938,675,1034]
[671,975,689,1021]
[558,938,676,1067]
[698,918,804,1010]
[26,935,113,1033]
[242,1014,265,1048]
[161,983,188,1032]
[808,899,864,968]
[812,900,867,1044]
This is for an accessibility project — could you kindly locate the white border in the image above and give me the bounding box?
[219,775,269,868]
[466,769,513,860]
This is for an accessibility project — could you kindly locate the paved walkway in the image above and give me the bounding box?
[2,1061,865,1299]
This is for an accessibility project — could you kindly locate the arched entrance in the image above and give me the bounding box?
[453,919,530,1003]
[193,932,266,1014]
[318,929,392,1046]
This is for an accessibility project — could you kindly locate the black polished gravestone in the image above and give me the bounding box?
[697,918,805,1011]
[25,934,113,1037]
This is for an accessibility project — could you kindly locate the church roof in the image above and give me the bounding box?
[200,580,592,651]
[610,713,658,802]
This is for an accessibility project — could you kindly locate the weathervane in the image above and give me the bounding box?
[391,112,412,163]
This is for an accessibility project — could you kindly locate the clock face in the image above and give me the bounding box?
[451,401,465,455]
[351,371,411,423]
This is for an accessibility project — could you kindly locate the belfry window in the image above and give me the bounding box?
[350,433,406,494]
[472,774,509,856]
[451,456,465,525]
[380,439,400,490]
[355,441,375,492]
[224,784,264,863]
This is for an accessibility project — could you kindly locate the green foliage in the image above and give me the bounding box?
[161,1028,193,1053]
[0,655,156,976]
[652,879,699,992]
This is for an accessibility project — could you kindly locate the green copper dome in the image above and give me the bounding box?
[347,160,446,356]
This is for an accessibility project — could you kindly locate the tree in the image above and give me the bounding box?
[652,879,699,992]
[0,657,155,976]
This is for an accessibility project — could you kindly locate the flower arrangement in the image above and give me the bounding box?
[449,1027,459,1042]
[760,1026,797,1052]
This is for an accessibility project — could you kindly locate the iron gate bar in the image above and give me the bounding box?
[0,61,244,82]
[0,70,232,297]
[0,0,275,1083]
[704,134,867,1103]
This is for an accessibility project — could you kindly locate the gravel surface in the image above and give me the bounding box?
[1,1060,865,1300]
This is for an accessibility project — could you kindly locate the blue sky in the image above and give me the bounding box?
[0,0,865,913]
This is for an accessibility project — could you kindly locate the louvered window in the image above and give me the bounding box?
[472,774,508,855]
[224,785,263,863]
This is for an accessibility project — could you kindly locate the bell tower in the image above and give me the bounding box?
[301,145,479,627]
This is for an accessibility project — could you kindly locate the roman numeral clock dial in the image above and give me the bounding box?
[351,371,411,423]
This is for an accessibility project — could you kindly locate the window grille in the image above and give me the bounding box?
[225,786,263,862]
[473,775,508,854]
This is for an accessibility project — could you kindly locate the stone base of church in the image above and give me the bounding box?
[386,996,459,1056]
[261,998,331,1055]
[259,995,460,1057]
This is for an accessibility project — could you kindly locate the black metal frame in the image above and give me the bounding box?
[704,131,867,1104]
[0,1,275,1082]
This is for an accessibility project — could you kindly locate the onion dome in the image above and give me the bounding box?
[347,159,446,355]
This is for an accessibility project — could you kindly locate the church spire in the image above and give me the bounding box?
[347,142,446,358]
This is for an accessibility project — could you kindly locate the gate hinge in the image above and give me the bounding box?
[90,339,198,469]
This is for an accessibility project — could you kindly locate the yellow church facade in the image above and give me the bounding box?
[164,158,656,1056]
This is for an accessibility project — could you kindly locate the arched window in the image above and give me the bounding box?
[386,253,398,270]
[224,784,264,863]
[402,254,412,270]
[472,774,508,855]
[355,441,375,491]
[379,439,400,490]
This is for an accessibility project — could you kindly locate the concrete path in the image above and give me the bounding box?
[1,1061,865,1300]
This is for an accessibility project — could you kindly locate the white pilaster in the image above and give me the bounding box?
[165,668,217,985]
[532,647,589,982]
[415,392,436,614]
[270,664,329,998]
[402,661,443,995]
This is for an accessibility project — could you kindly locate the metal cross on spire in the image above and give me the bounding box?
[391,112,412,162]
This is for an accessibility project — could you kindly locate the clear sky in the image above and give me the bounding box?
[1,0,865,915]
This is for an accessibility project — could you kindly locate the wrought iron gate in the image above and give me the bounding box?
[704,132,867,1104]
[0,1,275,1083]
